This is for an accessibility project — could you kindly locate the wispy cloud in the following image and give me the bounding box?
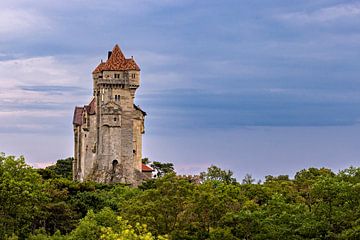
[0,56,90,133]
[0,8,51,39]
[278,3,360,24]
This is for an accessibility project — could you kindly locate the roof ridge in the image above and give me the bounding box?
[92,44,140,73]
[109,44,126,61]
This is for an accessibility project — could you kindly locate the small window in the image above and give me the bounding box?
[112,160,118,173]
[115,95,120,101]
[114,117,117,121]
[131,73,136,79]
[114,74,120,78]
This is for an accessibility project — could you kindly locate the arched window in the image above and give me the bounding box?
[114,95,120,101]
[112,160,118,173]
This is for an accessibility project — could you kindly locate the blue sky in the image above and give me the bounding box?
[1,0,360,180]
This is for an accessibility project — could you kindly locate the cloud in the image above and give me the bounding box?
[144,125,360,180]
[135,51,183,67]
[138,88,360,131]
[0,56,91,133]
[278,3,360,24]
[0,8,51,39]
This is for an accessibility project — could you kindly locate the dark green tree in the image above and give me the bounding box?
[200,165,237,184]
[150,161,174,178]
[38,158,73,180]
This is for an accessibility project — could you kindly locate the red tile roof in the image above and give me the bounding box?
[93,62,106,74]
[73,107,84,126]
[73,98,96,126]
[142,164,154,172]
[93,44,140,73]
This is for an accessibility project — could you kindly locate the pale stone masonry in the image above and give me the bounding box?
[73,44,152,185]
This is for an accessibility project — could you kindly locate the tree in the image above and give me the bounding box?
[38,158,73,180]
[100,217,169,240]
[142,158,150,165]
[242,174,255,184]
[200,165,237,184]
[68,208,117,240]
[121,174,193,236]
[0,153,46,239]
[150,161,174,178]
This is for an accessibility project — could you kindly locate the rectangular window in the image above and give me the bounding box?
[114,74,120,78]
[131,73,136,79]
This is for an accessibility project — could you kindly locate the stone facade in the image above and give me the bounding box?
[73,45,151,186]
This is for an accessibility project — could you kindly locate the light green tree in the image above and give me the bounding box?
[0,153,45,239]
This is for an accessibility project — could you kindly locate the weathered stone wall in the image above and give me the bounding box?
[73,47,146,186]
[73,126,80,180]
[133,115,144,171]
[82,113,97,180]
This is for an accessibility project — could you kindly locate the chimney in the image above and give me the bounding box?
[108,51,112,59]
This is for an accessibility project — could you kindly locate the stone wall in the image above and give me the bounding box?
[73,46,146,186]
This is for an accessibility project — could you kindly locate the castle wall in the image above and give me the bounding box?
[82,114,97,180]
[73,45,147,185]
[73,126,80,180]
[133,117,143,170]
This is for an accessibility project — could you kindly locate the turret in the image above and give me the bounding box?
[92,44,140,96]
[73,44,149,186]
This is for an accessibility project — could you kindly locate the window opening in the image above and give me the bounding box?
[112,160,118,174]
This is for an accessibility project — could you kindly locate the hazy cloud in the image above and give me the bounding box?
[0,56,90,133]
[279,3,360,24]
[0,8,51,39]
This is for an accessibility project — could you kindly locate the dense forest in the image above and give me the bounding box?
[1,153,360,240]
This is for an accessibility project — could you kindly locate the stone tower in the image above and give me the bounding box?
[72,44,152,185]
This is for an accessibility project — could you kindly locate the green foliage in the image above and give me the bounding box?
[1,153,360,240]
[68,208,118,240]
[37,158,73,180]
[200,165,237,184]
[142,157,151,165]
[242,173,255,184]
[100,217,169,240]
[0,153,45,239]
[150,161,175,178]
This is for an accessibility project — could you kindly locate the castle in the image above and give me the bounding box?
[72,44,152,185]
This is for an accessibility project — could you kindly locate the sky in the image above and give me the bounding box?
[1,0,360,181]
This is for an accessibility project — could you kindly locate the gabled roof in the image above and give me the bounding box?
[85,98,96,115]
[73,98,96,126]
[142,164,154,172]
[92,62,106,74]
[92,44,140,73]
[73,107,84,126]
